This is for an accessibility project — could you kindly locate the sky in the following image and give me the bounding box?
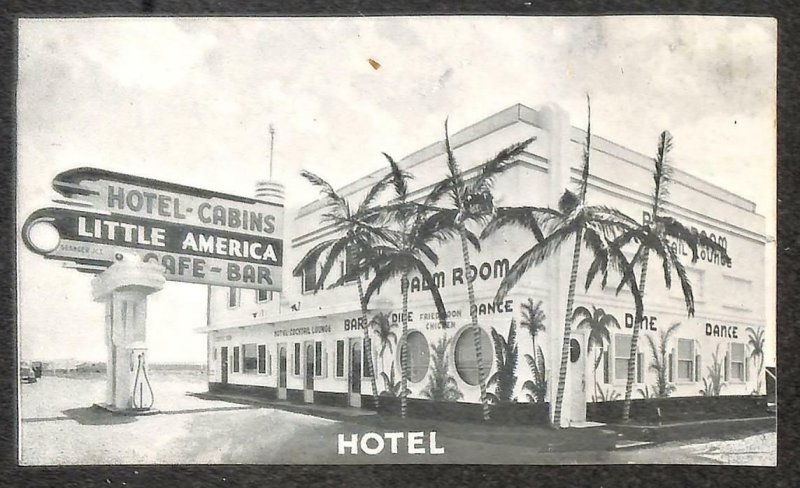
[16,16,776,364]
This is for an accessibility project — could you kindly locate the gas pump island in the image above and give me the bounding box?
[21,168,284,414]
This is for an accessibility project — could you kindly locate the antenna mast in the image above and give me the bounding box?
[268,124,276,180]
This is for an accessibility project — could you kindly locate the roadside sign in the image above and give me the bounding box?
[21,168,285,290]
[52,167,283,238]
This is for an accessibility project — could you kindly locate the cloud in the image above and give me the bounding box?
[16,16,775,361]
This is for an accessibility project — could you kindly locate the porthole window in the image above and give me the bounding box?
[399,330,430,383]
[454,327,492,386]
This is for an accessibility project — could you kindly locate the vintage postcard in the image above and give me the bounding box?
[16,16,776,465]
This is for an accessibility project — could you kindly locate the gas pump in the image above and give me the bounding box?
[129,342,154,410]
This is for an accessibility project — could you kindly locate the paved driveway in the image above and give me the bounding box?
[19,375,776,465]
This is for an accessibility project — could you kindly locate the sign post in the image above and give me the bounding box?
[92,253,165,413]
[21,167,284,414]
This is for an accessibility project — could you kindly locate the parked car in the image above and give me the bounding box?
[31,361,43,379]
[20,361,37,383]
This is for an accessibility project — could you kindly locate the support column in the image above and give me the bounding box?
[92,253,165,413]
[539,103,574,426]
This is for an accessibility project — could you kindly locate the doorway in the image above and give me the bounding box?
[304,342,315,403]
[564,331,588,427]
[348,338,362,408]
[220,346,228,385]
[278,344,287,400]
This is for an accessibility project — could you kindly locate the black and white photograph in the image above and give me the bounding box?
[16,15,776,465]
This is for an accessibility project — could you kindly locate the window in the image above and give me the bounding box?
[228,287,240,308]
[302,260,317,293]
[258,345,267,374]
[399,330,430,383]
[267,348,273,376]
[722,276,752,310]
[341,245,367,283]
[730,343,745,381]
[671,269,704,301]
[294,343,301,375]
[454,327,492,386]
[614,335,635,382]
[242,344,257,374]
[335,340,345,378]
[213,348,217,361]
[314,341,323,376]
[233,346,240,373]
[257,289,273,302]
[677,339,695,381]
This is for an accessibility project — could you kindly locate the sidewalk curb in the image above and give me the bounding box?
[606,416,776,444]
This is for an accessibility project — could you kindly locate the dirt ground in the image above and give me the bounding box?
[18,374,776,465]
[20,373,336,464]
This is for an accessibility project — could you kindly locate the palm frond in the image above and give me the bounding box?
[583,228,610,290]
[382,152,410,200]
[292,238,336,277]
[666,242,695,316]
[614,242,645,296]
[316,238,351,290]
[495,225,577,302]
[300,170,349,219]
[415,258,449,328]
[356,173,392,215]
[480,206,556,242]
[651,130,674,214]
[416,241,439,266]
[363,258,407,305]
[470,136,536,195]
[579,93,592,200]
[586,205,641,229]
[443,119,465,205]
[425,178,457,208]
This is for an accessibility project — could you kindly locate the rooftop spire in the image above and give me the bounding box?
[268,124,276,180]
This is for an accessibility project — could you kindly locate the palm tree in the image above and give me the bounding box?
[520,298,546,357]
[361,154,451,419]
[370,312,398,377]
[380,361,410,399]
[746,326,765,394]
[487,319,520,404]
[522,346,547,404]
[644,321,681,398]
[483,96,638,426]
[572,305,620,396]
[419,120,535,420]
[421,336,463,402]
[604,131,730,422]
[295,170,396,409]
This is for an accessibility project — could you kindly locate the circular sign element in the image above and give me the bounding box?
[569,338,581,363]
[26,220,60,254]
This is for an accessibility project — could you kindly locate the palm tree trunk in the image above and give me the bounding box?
[553,228,583,427]
[622,251,650,422]
[459,227,491,421]
[593,344,603,401]
[400,273,410,419]
[357,274,379,410]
